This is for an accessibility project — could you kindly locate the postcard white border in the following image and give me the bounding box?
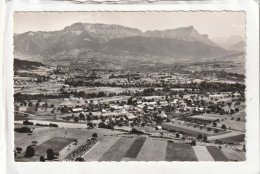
[2,0,259,174]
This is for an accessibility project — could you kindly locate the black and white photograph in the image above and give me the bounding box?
[12,11,247,162]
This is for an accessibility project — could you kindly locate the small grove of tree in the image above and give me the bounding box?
[92,133,98,139]
[25,145,35,157]
[98,122,113,129]
[190,140,196,146]
[79,113,85,121]
[221,124,227,130]
[75,157,84,162]
[87,122,94,128]
[46,149,55,160]
[40,156,45,162]
[202,135,208,142]
[16,147,22,154]
[49,123,58,128]
[230,109,235,114]
[176,133,180,138]
[212,122,217,127]
[197,134,202,140]
[28,102,33,107]
[31,141,38,146]
[23,120,33,125]
[14,127,32,133]
[130,128,143,135]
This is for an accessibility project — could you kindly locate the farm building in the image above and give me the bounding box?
[127,113,137,120]
[72,108,83,113]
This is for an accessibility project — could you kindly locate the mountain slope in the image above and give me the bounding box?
[144,26,217,47]
[229,41,245,52]
[212,35,244,49]
[14,23,236,63]
[101,36,235,59]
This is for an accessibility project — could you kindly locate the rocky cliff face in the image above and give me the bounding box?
[64,23,143,42]
[14,23,237,62]
[144,26,217,46]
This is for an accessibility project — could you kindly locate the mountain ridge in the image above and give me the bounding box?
[14,22,239,64]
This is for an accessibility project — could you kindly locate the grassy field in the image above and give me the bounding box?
[206,146,229,161]
[190,112,246,132]
[134,138,167,161]
[191,114,223,121]
[83,137,120,161]
[34,137,76,156]
[16,81,63,95]
[220,120,245,132]
[218,134,245,143]
[192,146,214,161]
[124,137,146,158]
[221,148,245,161]
[70,87,142,95]
[162,123,224,136]
[99,137,135,161]
[165,141,197,161]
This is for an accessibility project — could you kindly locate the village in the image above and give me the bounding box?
[13,60,246,162]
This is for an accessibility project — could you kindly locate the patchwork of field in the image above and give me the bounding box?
[82,137,245,162]
[69,87,143,95]
[15,81,63,95]
[191,113,246,132]
[162,123,223,136]
[14,126,121,162]
[34,137,76,156]
[206,146,229,161]
[208,131,245,143]
[217,134,245,144]
[134,138,167,161]
[14,126,245,162]
[165,141,197,161]
[192,146,214,161]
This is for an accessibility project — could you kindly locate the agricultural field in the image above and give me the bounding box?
[206,146,229,161]
[191,114,245,132]
[14,125,121,162]
[14,125,245,162]
[34,137,76,156]
[69,87,143,95]
[15,80,63,95]
[165,141,197,161]
[162,122,227,136]
[217,134,245,144]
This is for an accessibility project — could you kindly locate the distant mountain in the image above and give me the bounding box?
[14,22,238,63]
[212,35,244,50]
[68,23,143,43]
[101,36,234,59]
[14,23,142,55]
[144,26,217,46]
[229,41,245,52]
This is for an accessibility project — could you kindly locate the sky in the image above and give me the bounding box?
[14,11,245,39]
